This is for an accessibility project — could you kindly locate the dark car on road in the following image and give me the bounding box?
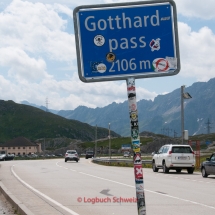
[0,151,15,161]
[85,151,94,159]
[201,152,215,177]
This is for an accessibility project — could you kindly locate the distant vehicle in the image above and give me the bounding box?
[85,151,94,159]
[65,150,79,162]
[201,152,215,177]
[123,151,130,158]
[152,144,195,174]
[0,151,15,161]
[30,153,38,158]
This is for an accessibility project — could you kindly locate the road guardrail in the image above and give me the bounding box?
[92,158,152,164]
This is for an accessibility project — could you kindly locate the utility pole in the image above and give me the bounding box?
[45,97,49,112]
[43,138,46,159]
[181,85,185,144]
[165,127,171,136]
[205,118,213,134]
[108,123,111,159]
[161,128,164,135]
[181,85,192,144]
[174,130,177,138]
[95,125,97,158]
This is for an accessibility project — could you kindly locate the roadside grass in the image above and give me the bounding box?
[189,133,215,142]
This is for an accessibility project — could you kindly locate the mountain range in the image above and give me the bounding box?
[21,78,215,137]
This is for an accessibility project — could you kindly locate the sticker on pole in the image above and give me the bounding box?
[152,57,177,72]
[136,184,144,192]
[132,139,140,152]
[134,164,143,179]
[134,153,142,164]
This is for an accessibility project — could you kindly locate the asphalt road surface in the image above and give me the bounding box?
[0,158,214,215]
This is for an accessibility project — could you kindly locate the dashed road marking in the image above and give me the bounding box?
[56,161,215,210]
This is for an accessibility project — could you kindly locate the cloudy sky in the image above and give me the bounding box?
[0,0,215,110]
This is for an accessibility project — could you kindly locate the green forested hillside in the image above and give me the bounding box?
[0,100,119,143]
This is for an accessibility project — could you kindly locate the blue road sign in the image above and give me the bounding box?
[73,0,180,82]
[205,140,211,145]
[122,144,131,150]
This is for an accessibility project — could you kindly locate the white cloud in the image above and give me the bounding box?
[178,22,215,81]
[52,3,73,18]
[174,0,215,19]
[0,69,157,110]
[104,0,215,20]
[0,0,76,62]
[0,47,51,81]
[14,0,104,7]
[2,0,215,20]
[38,73,157,109]
[0,75,44,101]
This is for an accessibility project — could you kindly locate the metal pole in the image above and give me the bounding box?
[43,138,45,159]
[127,77,146,215]
[181,85,185,144]
[109,123,111,159]
[95,125,97,158]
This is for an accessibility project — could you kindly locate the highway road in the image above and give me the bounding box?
[0,158,215,215]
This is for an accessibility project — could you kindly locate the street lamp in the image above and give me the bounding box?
[181,85,192,144]
[108,123,111,159]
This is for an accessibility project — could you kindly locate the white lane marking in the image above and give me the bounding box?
[56,161,215,210]
[145,170,215,185]
[163,174,215,185]
[79,172,134,188]
[11,165,80,215]
[56,161,63,167]
[147,190,215,209]
[56,162,77,172]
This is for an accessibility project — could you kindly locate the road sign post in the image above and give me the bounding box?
[127,77,145,214]
[73,1,180,214]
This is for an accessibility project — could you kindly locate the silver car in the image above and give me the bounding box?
[123,151,130,158]
[65,150,79,162]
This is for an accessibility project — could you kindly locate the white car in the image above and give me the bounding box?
[123,151,130,158]
[65,150,79,162]
[152,144,195,174]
